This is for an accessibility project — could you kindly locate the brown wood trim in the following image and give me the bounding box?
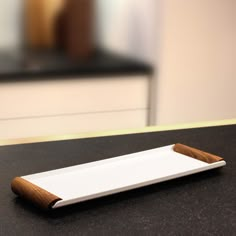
[11,177,62,210]
[173,143,224,164]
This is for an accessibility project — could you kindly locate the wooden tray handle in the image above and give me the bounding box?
[173,143,224,164]
[11,177,62,210]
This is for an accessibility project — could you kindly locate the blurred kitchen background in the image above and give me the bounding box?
[0,0,235,140]
[0,0,155,61]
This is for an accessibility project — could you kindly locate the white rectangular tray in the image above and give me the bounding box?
[11,144,226,210]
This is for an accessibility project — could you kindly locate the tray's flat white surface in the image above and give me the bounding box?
[23,145,226,208]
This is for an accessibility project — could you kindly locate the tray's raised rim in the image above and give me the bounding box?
[1,119,236,146]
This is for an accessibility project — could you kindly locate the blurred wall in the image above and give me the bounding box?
[234,0,236,99]
[0,0,23,50]
[96,0,156,63]
[155,0,236,125]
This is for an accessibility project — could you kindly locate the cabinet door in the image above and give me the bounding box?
[0,109,148,139]
[0,75,149,139]
[0,75,149,119]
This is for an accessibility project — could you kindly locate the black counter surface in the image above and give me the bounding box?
[1,125,235,235]
[0,49,152,81]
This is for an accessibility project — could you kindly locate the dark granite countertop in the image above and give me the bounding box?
[0,49,153,81]
[1,125,235,235]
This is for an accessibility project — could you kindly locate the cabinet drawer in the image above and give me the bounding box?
[0,75,149,119]
[0,109,148,139]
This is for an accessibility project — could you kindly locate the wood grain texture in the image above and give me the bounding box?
[11,177,62,210]
[173,143,224,164]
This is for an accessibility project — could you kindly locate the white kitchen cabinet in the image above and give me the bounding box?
[0,75,150,139]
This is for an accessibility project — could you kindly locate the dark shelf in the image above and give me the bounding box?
[0,49,153,81]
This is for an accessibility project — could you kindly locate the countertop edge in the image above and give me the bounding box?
[0,118,235,146]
